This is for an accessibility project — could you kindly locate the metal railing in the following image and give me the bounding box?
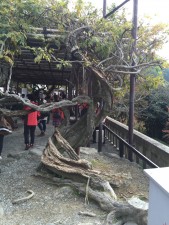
[102,124,159,169]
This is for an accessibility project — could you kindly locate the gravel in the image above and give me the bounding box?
[0,119,149,225]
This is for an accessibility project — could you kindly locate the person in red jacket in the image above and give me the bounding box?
[52,108,64,127]
[23,94,40,150]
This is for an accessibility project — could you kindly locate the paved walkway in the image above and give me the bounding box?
[2,118,54,158]
[2,117,119,159]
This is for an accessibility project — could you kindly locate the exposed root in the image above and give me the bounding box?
[12,190,35,204]
[85,176,90,205]
[34,173,147,225]
[78,211,96,217]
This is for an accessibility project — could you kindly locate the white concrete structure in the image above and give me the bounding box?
[144,167,169,225]
[21,88,28,98]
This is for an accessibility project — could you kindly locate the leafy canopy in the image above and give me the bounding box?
[0,0,168,66]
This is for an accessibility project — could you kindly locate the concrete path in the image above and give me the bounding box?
[2,117,119,159]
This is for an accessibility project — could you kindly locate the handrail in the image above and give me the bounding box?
[103,124,159,168]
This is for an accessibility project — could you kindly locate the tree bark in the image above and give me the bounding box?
[0,65,147,224]
[40,126,147,225]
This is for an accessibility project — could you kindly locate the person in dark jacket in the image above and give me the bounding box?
[0,116,13,159]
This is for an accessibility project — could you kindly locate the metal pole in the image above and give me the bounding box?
[103,0,106,18]
[98,123,103,152]
[128,0,138,161]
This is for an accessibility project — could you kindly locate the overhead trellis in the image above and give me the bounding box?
[0,28,72,86]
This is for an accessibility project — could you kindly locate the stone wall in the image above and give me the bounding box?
[106,117,169,167]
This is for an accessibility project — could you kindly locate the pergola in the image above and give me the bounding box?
[12,51,71,86]
[0,28,74,92]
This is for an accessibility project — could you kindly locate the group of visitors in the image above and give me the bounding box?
[23,93,65,150]
[0,90,105,159]
[0,92,65,157]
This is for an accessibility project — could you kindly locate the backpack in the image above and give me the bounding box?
[40,111,50,119]
[0,116,12,136]
[53,109,61,119]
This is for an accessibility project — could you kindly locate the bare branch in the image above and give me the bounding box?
[0,92,92,117]
[106,69,141,75]
[5,65,13,93]
[97,54,129,68]
[104,62,161,72]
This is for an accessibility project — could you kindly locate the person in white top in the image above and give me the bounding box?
[37,98,49,136]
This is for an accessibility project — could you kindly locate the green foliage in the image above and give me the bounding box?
[137,85,169,139]
[112,67,166,126]
[140,73,164,91]
[0,0,131,66]
[0,0,169,143]
[163,68,169,82]
[0,0,168,67]
[0,0,169,124]
[55,59,72,70]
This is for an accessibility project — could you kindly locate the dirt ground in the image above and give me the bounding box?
[0,118,149,225]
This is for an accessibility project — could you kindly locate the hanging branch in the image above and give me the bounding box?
[5,64,13,93]
[0,38,7,54]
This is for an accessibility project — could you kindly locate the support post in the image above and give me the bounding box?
[119,140,124,158]
[98,123,103,152]
[128,0,138,161]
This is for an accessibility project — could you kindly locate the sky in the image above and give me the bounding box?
[85,0,169,61]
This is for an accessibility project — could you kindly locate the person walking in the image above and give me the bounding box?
[37,97,49,136]
[52,108,64,128]
[23,94,40,150]
[38,113,49,136]
[0,115,13,159]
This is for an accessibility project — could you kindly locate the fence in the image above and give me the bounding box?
[103,117,169,168]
